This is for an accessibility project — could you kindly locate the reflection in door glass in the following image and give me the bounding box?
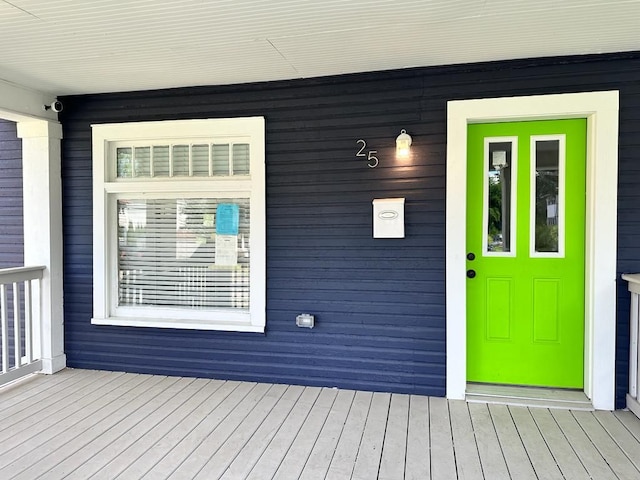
[534,140,560,252]
[486,142,512,253]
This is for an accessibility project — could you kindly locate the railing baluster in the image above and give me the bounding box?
[631,290,639,399]
[1,284,8,374]
[13,282,22,369]
[25,279,33,363]
[636,294,640,406]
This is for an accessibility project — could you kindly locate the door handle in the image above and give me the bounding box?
[467,269,476,278]
[467,252,475,261]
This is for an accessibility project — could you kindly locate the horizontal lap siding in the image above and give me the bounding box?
[61,74,447,397]
[0,120,24,366]
[615,87,640,408]
[60,52,640,405]
[0,119,23,267]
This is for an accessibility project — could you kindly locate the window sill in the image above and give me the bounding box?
[91,316,265,333]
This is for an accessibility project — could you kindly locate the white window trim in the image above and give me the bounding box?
[91,117,266,332]
[446,91,619,410]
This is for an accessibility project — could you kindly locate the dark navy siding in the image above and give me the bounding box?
[60,52,640,406]
[0,119,23,267]
[616,80,640,408]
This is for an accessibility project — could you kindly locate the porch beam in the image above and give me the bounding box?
[0,78,58,122]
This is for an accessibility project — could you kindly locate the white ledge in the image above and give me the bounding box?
[623,273,640,295]
[91,316,265,333]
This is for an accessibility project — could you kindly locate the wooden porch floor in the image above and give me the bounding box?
[1,369,640,479]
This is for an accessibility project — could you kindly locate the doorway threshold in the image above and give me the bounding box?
[466,383,593,411]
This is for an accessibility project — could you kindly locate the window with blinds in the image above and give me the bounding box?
[92,117,265,332]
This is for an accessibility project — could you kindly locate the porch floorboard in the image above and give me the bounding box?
[1,369,640,479]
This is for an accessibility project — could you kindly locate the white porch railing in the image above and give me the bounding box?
[0,265,45,386]
[623,273,640,418]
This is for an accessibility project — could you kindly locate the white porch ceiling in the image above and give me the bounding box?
[1,0,639,96]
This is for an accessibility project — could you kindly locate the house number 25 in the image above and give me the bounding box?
[356,139,379,168]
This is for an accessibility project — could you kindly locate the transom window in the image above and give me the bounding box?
[113,142,250,178]
[92,117,265,332]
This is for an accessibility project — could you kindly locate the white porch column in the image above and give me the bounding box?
[17,120,66,374]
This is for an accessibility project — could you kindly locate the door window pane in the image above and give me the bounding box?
[533,139,561,253]
[485,141,514,254]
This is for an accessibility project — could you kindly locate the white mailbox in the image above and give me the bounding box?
[372,198,405,238]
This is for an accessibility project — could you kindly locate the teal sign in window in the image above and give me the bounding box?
[216,203,239,235]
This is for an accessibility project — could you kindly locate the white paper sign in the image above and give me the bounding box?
[215,234,238,266]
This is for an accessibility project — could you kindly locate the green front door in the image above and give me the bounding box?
[466,119,586,388]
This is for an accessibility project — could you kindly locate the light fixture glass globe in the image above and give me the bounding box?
[396,129,412,158]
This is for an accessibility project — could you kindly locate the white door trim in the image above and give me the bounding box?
[446,91,619,410]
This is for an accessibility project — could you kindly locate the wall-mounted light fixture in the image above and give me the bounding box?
[396,129,412,159]
[492,150,507,169]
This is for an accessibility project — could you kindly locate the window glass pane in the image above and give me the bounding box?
[134,147,150,177]
[212,144,230,176]
[153,146,170,177]
[173,145,189,176]
[232,144,250,175]
[486,142,513,253]
[534,140,560,253]
[116,147,132,178]
[118,198,250,309]
[192,144,209,176]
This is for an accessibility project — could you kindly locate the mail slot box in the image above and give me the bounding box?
[372,198,405,238]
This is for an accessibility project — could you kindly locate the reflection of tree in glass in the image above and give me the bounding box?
[117,149,132,178]
[488,180,502,236]
[487,177,503,250]
[182,199,212,235]
[535,171,558,252]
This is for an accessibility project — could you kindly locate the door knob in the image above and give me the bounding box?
[467,252,475,261]
[467,269,476,278]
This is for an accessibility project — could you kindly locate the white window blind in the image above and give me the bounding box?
[118,198,250,310]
